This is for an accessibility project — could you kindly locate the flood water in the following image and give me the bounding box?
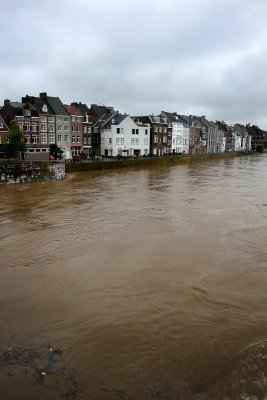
[0,154,267,400]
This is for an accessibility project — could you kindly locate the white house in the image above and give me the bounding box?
[97,113,150,157]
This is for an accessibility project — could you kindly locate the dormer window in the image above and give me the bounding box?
[25,109,31,117]
[42,104,48,113]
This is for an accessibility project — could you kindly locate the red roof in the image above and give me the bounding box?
[64,104,82,116]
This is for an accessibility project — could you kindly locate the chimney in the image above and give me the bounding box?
[4,99,10,106]
[40,92,47,99]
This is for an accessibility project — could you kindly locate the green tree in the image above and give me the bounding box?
[3,120,26,158]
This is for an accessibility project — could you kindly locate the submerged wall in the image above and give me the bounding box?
[0,160,65,184]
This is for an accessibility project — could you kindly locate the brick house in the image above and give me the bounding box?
[65,104,83,157]
[132,115,172,156]
[71,102,93,158]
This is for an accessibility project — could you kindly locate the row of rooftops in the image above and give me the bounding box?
[1,93,266,139]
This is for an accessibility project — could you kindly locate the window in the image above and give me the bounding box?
[117,128,120,134]
[94,127,98,132]
[49,134,55,144]
[41,134,47,144]
[159,127,162,132]
[163,136,167,143]
[42,105,48,113]
[77,136,80,143]
[121,128,124,134]
[41,117,46,122]
[41,124,46,132]
[57,126,62,131]
[64,134,69,142]
[116,138,124,145]
[163,127,167,133]
[72,136,75,143]
[131,138,139,145]
[109,138,112,144]
[57,134,62,142]
[154,126,158,132]
[32,124,37,132]
[132,129,135,135]
[64,126,68,131]
[136,129,139,135]
[49,117,54,123]
[84,126,87,133]
[76,126,80,132]
[144,138,148,145]
[48,124,54,132]
[64,117,68,122]
[145,129,148,135]
[88,137,91,144]
[72,126,75,132]
[154,136,158,143]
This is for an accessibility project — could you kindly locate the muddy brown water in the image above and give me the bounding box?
[0,154,266,400]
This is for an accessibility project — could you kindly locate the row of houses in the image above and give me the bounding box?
[0,92,266,160]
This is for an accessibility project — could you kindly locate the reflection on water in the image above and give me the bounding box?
[0,154,267,399]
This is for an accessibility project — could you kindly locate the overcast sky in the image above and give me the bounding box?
[1,0,267,128]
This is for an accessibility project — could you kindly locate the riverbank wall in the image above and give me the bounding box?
[65,151,252,173]
[0,160,65,184]
[0,152,252,184]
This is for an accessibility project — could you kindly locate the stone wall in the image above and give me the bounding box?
[0,160,65,184]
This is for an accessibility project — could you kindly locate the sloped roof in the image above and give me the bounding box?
[93,112,128,130]
[46,96,69,115]
[149,115,168,124]
[64,104,82,116]
[22,94,55,115]
[93,113,115,129]
[71,102,90,117]
[233,123,248,135]
[161,111,188,124]
[216,120,232,132]
[102,113,128,129]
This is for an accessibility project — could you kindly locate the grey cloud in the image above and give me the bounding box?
[1,0,267,128]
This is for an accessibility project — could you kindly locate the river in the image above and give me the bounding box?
[0,154,266,400]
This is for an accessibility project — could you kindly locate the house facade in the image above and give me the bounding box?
[246,124,263,152]
[161,112,189,154]
[71,102,93,158]
[65,104,83,157]
[89,104,115,156]
[0,94,71,159]
[132,115,172,156]
[94,112,150,157]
